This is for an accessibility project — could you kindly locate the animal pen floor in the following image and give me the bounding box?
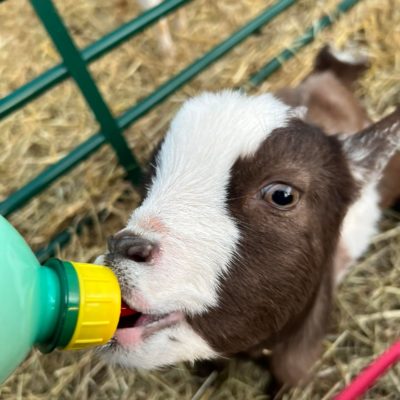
[0,0,399,399]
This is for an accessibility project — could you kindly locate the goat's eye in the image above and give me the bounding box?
[260,183,300,210]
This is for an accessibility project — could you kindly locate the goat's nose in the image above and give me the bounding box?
[108,232,156,263]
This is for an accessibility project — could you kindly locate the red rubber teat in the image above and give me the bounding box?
[120,300,138,317]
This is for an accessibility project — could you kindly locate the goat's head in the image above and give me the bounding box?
[99,91,400,372]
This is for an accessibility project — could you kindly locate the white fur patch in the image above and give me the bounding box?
[340,182,381,261]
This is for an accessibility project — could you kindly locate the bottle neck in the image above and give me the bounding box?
[35,259,80,353]
[35,266,61,344]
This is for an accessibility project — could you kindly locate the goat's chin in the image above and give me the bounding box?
[97,320,218,370]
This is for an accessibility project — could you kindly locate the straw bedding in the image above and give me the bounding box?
[0,0,399,398]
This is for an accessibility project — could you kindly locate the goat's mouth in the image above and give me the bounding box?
[114,302,184,347]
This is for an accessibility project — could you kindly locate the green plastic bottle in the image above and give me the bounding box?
[0,216,121,384]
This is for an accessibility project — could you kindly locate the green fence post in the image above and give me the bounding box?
[29,0,141,184]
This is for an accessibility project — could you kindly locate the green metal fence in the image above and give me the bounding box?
[0,0,361,261]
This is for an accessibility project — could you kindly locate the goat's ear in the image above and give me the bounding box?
[340,107,400,183]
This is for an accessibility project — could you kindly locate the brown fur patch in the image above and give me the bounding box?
[189,120,357,380]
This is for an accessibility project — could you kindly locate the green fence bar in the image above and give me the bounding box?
[34,215,96,263]
[0,134,105,217]
[249,0,360,86]
[30,0,141,184]
[0,0,192,119]
[0,0,296,218]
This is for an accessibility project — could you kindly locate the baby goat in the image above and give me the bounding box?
[98,46,400,386]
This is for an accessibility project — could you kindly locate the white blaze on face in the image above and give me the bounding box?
[123,90,291,317]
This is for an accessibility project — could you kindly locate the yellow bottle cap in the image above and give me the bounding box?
[64,262,121,350]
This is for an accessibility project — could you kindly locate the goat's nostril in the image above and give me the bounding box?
[109,232,156,263]
[126,242,154,263]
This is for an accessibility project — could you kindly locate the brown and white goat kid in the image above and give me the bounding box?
[97,47,400,385]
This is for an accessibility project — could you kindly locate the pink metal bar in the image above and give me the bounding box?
[335,340,400,400]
